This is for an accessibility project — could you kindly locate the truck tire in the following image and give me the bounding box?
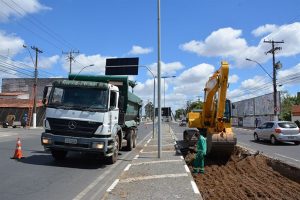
[107,134,119,164]
[132,129,137,148]
[51,149,67,160]
[126,129,134,151]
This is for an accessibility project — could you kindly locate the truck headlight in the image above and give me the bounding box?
[42,137,52,145]
[92,142,104,149]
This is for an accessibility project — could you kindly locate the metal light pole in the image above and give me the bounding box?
[72,64,94,80]
[157,0,162,158]
[246,58,282,121]
[161,75,176,107]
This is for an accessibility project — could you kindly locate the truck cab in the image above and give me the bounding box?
[41,77,141,164]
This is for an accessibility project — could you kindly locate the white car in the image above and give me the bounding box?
[254,121,300,145]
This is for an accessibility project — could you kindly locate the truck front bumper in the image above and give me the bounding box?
[41,132,112,155]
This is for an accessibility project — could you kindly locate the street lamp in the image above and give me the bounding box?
[246,58,272,80]
[140,66,156,138]
[245,58,280,120]
[73,64,94,80]
[161,75,176,107]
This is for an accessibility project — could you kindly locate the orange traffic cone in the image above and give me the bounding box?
[12,138,24,159]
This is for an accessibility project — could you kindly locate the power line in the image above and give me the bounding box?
[62,50,80,74]
[9,0,77,50]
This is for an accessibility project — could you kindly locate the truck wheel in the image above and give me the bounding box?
[51,150,67,160]
[132,129,137,148]
[107,134,119,164]
[126,129,134,151]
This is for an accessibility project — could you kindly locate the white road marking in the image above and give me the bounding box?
[124,164,131,171]
[148,143,174,147]
[132,160,182,166]
[147,139,151,144]
[144,143,148,147]
[275,153,300,162]
[133,155,139,160]
[120,173,188,183]
[180,156,184,160]
[140,149,143,153]
[73,170,112,200]
[191,181,200,194]
[184,165,190,173]
[106,179,119,192]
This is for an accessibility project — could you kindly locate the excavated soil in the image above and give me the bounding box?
[183,147,300,200]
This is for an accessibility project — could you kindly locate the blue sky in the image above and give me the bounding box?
[0,0,300,111]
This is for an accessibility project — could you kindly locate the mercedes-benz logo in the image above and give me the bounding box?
[68,121,77,130]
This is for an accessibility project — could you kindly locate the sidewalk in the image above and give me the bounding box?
[103,123,202,200]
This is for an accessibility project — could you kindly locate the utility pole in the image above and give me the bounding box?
[62,50,79,74]
[31,46,43,128]
[264,40,284,121]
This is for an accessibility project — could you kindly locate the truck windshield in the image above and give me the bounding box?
[48,86,108,111]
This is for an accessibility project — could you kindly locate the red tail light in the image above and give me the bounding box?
[275,128,281,133]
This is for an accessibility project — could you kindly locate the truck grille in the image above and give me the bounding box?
[47,118,102,138]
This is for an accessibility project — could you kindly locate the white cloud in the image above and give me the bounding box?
[0,0,51,22]
[228,75,272,102]
[0,31,24,57]
[62,54,111,75]
[180,23,300,68]
[229,74,239,84]
[148,61,184,77]
[277,63,300,86]
[173,63,215,95]
[128,45,153,55]
[39,55,60,69]
[252,24,278,37]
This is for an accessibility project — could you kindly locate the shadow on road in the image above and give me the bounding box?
[18,151,116,169]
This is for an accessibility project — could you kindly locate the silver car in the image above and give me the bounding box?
[254,121,300,145]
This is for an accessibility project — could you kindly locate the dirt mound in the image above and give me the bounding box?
[185,147,300,200]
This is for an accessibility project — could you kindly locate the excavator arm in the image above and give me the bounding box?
[186,61,236,157]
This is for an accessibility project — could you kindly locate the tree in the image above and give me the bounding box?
[187,101,203,113]
[144,102,154,120]
[280,92,299,121]
[175,108,185,119]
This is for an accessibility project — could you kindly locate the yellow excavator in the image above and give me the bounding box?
[183,61,236,157]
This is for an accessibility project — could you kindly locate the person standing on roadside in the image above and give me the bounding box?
[193,134,207,174]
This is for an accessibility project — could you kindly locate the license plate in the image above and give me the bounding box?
[65,138,77,144]
[288,136,295,139]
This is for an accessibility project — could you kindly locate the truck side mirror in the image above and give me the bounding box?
[42,86,51,105]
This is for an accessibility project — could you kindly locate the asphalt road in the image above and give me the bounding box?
[169,122,300,168]
[0,123,151,200]
[233,127,300,168]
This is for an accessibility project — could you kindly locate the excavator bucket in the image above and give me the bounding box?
[206,130,237,158]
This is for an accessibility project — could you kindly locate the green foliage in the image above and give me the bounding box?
[187,101,203,113]
[175,108,185,119]
[280,92,299,121]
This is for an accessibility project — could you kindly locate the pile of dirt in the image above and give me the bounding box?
[184,147,300,200]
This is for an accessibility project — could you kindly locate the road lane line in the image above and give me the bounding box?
[140,149,143,153]
[141,150,176,153]
[120,173,188,183]
[180,156,184,160]
[73,170,112,200]
[132,160,182,166]
[124,164,131,171]
[133,155,139,159]
[184,165,190,173]
[191,180,200,194]
[106,179,119,192]
[275,153,300,162]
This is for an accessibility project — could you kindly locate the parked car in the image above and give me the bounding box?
[179,119,187,126]
[254,121,300,145]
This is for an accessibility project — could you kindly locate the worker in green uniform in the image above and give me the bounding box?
[193,134,207,174]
